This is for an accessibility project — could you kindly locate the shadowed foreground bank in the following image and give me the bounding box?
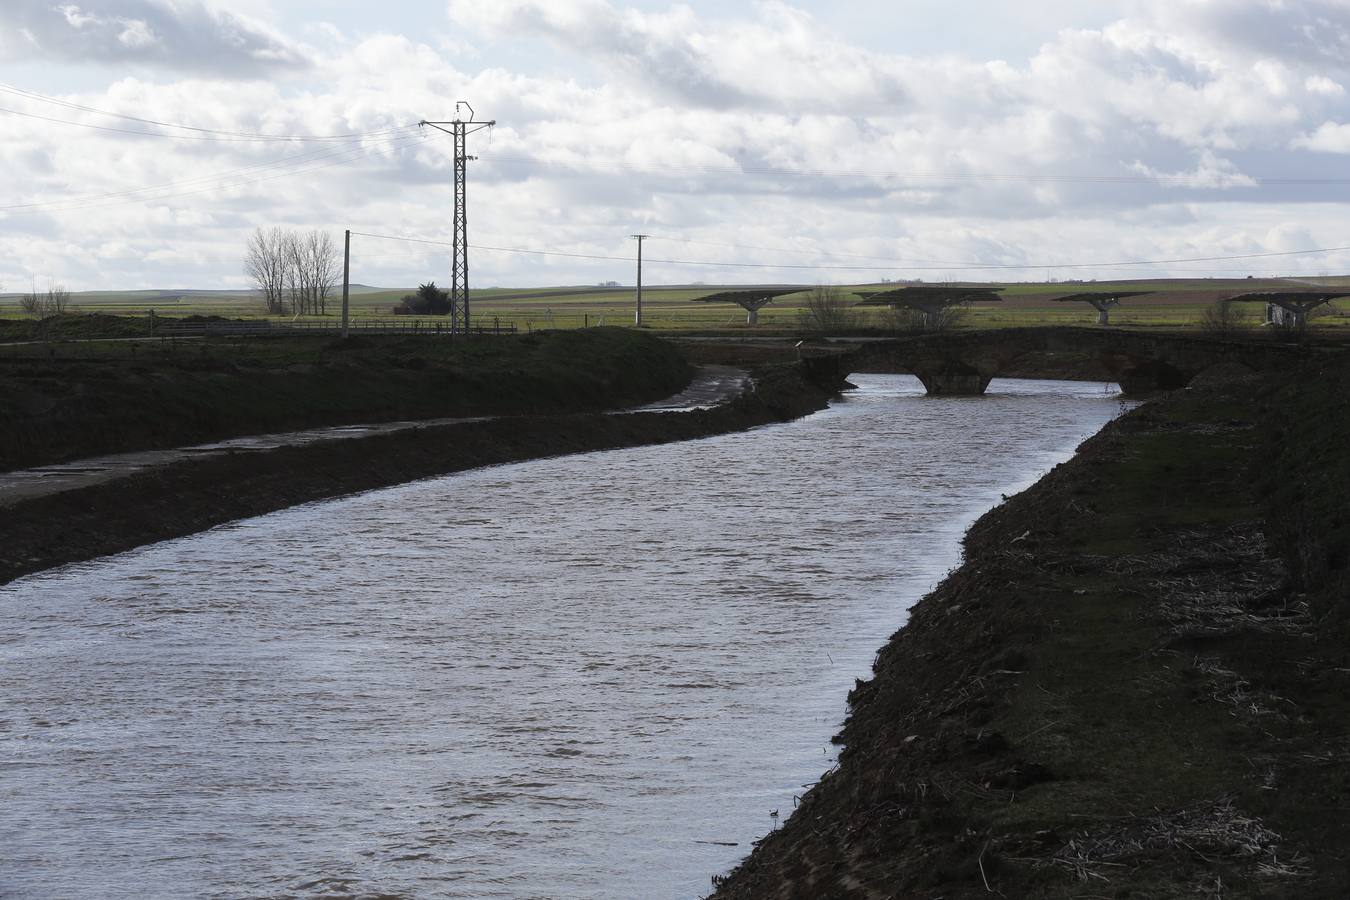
[0,364,841,586]
[0,327,693,471]
[712,355,1350,897]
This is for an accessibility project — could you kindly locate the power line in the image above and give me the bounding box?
[1,135,422,216]
[347,230,1350,272]
[647,234,981,267]
[477,151,1350,187]
[647,235,1350,270]
[0,134,424,213]
[0,104,417,143]
[0,82,414,142]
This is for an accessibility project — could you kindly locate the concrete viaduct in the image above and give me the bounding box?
[833,327,1313,395]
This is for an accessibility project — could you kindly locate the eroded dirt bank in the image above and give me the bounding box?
[0,363,841,586]
[712,356,1350,898]
[0,328,693,471]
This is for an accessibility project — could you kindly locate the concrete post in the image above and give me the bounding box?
[631,234,648,326]
[341,229,350,339]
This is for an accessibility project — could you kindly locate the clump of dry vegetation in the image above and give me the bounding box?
[796,285,858,333]
[19,280,71,319]
[1053,798,1309,884]
[1198,298,1249,338]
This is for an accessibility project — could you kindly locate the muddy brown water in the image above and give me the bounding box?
[1,375,1128,898]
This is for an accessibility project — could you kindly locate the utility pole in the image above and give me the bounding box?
[420,103,495,334]
[631,234,648,326]
[341,229,350,339]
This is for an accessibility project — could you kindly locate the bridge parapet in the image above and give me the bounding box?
[844,328,1311,395]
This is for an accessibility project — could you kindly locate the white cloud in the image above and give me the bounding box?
[1292,120,1350,151]
[1128,150,1258,189]
[447,0,910,111]
[0,1,311,76]
[117,19,158,49]
[1137,0,1350,69]
[1306,74,1346,95]
[4,0,1350,292]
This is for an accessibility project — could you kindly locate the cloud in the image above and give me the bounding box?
[1306,74,1346,96]
[1140,0,1350,71]
[6,1,1350,292]
[1128,149,1259,188]
[1292,120,1350,151]
[0,1,311,76]
[447,0,909,111]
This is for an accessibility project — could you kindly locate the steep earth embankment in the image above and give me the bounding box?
[712,356,1350,898]
[0,363,842,586]
[0,327,691,470]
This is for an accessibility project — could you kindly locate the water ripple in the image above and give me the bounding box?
[1,376,1126,899]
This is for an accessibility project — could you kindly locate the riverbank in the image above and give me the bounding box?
[711,355,1350,897]
[0,362,843,586]
[0,327,691,470]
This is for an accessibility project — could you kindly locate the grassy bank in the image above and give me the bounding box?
[0,326,690,470]
[0,362,842,586]
[712,353,1350,897]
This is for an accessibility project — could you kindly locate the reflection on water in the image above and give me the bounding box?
[1,376,1126,899]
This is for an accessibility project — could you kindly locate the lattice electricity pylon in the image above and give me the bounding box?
[421,103,495,334]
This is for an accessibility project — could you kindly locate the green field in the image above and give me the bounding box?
[3,277,1348,333]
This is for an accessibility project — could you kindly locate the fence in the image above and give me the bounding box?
[151,318,518,338]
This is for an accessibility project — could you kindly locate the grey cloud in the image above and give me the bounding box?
[491,6,755,109]
[609,34,755,110]
[1164,0,1350,69]
[448,1,904,112]
[0,1,311,76]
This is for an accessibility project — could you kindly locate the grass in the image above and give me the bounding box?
[966,374,1350,894]
[5,277,1349,334]
[0,327,692,470]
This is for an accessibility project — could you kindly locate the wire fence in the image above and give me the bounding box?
[152,318,518,338]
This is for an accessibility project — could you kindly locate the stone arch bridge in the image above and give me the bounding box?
[836,327,1311,395]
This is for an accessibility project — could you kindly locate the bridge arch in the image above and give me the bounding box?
[840,328,1304,396]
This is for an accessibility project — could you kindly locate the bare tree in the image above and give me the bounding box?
[283,230,306,315]
[293,230,339,315]
[19,285,41,318]
[247,227,341,316]
[244,227,290,314]
[876,300,969,334]
[19,279,72,318]
[798,285,857,333]
[48,282,70,315]
[1198,299,1248,338]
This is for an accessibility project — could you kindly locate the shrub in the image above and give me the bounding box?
[797,285,857,333]
[19,280,71,319]
[393,282,451,315]
[1199,299,1248,338]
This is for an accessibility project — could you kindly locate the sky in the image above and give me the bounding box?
[3,0,1350,291]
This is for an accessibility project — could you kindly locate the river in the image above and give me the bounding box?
[1,375,1127,899]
